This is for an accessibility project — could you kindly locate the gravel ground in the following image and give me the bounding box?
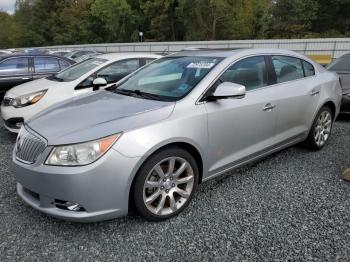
[1,116,350,261]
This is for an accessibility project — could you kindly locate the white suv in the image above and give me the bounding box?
[1,53,161,132]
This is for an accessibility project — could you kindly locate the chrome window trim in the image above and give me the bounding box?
[196,53,318,105]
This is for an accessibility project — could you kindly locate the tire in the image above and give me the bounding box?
[304,106,333,150]
[132,146,199,221]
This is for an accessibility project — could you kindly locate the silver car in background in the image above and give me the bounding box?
[327,53,350,113]
[13,49,342,222]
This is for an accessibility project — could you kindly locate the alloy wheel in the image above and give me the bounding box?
[143,157,194,216]
[314,110,332,147]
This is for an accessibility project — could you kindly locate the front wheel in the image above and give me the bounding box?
[132,147,199,221]
[304,106,333,150]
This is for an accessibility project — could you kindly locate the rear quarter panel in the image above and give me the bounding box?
[313,70,342,122]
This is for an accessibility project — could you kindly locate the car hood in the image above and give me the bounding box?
[27,90,175,145]
[6,78,73,97]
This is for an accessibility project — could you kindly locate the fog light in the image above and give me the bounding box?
[66,202,82,211]
[16,122,23,128]
[54,199,85,212]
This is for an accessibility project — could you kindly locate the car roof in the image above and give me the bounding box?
[0,53,74,63]
[69,50,96,54]
[96,52,162,61]
[168,49,244,57]
[339,53,350,59]
[168,48,307,59]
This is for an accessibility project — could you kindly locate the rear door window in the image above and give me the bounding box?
[34,57,60,73]
[302,60,315,77]
[0,57,29,75]
[272,56,304,83]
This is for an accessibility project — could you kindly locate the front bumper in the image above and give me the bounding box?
[13,147,141,222]
[1,103,25,133]
[3,117,24,132]
[341,94,350,113]
[1,102,45,133]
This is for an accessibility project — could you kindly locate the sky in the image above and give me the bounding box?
[0,0,16,14]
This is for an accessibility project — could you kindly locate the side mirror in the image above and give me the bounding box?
[92,77,107,90]
[208,82,246,100]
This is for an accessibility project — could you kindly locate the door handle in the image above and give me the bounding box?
[310,89,320,96]
[263,103,276,111]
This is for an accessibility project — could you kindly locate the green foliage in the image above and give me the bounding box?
[225,0,271,40]
[313,0,350,35]
[91,0,138,42]
[268,0,319,38]
[0,0,350,48]
[141,0,182,41]
[0,12,16,47]
[54,0,101,44]
[179,0,234,40]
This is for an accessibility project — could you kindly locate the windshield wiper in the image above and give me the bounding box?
[115,89,162,100]
[48,75,64,82]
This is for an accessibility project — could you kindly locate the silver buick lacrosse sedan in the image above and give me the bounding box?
[13,49,342,222]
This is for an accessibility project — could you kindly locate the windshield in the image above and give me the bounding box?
[114,56,223,101]
[48,58,107,82]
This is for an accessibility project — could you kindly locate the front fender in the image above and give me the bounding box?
[113,105,209,187]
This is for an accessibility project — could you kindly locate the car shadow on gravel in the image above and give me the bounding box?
[336,113,350,122]
[0,126,17,145]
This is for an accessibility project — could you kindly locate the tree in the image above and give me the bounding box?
[90,0,138,42]
[268,0,318,38]
[11,0,36,47]
[54,0,101,44]
[141,0,183,41]
[2,0,350,49]
[178,0,234,40]
[228,0,271,39]
[312,0,350,36]
[0,12,16,48]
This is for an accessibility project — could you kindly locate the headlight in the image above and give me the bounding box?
[45,134,121,166]
[12,89,47,108]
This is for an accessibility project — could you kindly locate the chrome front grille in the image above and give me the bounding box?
[15,127,46,164]
[2,97,13,107]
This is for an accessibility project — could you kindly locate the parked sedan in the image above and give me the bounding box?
[47,50,72,57]
[327,53,350,113]
[0,54,74,101]
[74,52,102,63]
[0,49,13,55]
[65,50,100,62]
[13,49,341,222]
[1,53,161,132]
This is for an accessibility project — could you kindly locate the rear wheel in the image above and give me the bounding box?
[304,106,333,150]
[132,147,199,221]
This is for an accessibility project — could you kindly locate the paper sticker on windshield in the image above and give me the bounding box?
[187,62,215,69]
